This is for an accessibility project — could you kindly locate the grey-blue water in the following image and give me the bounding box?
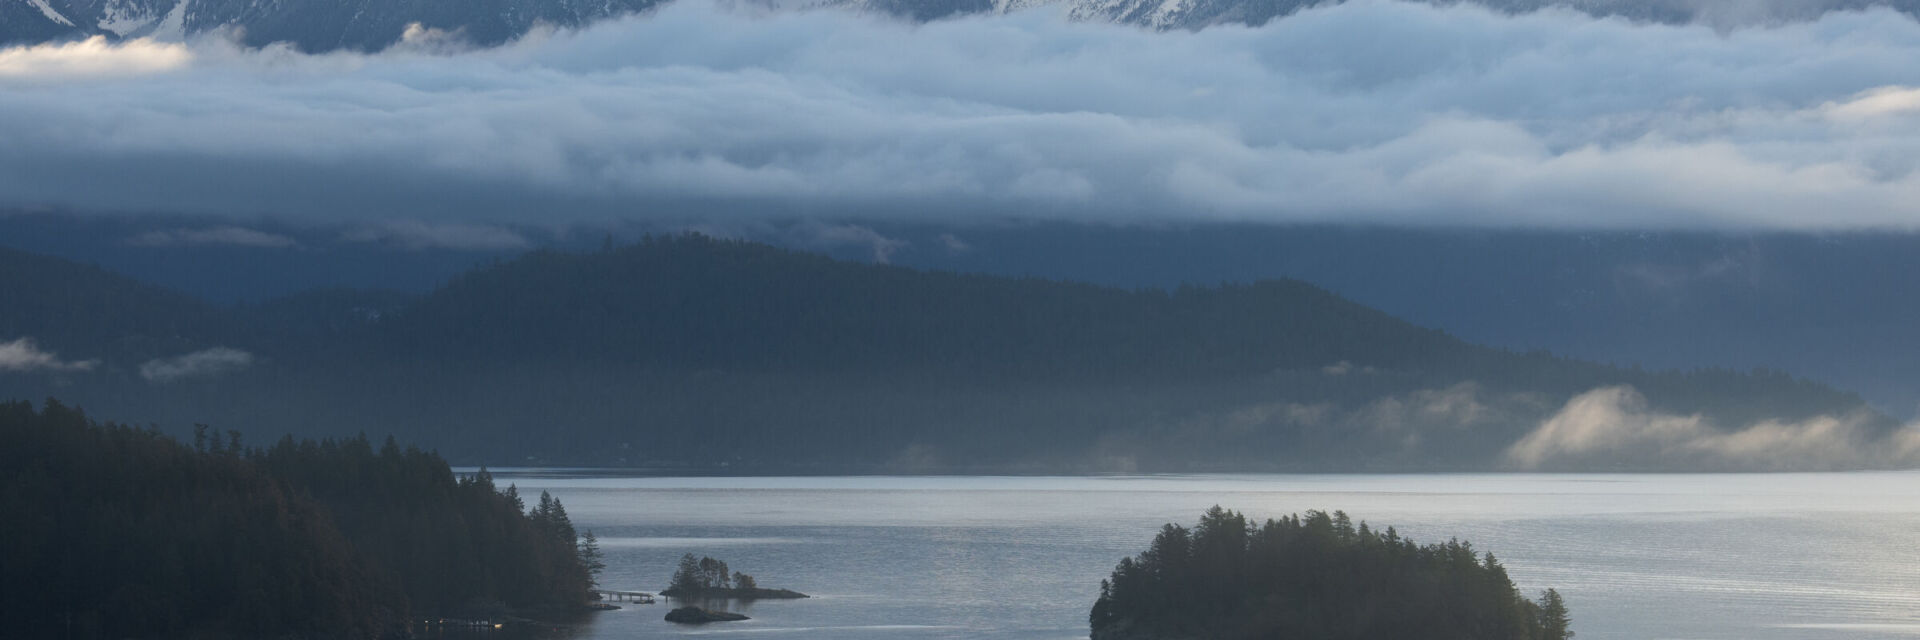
[485,472,1920,639]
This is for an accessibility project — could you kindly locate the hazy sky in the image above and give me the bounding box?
[4,0,1920,227]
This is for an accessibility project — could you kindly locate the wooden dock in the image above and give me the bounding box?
[593,589,655,604]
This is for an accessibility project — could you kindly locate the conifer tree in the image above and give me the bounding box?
[670,554,703,593]
[1538,589,1573,640]
[578,530,606,588]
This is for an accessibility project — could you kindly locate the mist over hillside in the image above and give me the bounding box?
[3,236,1909,473]
[11,212,1920,419]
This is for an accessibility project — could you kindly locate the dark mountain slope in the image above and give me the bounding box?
[0,238,1890,471]
[0,0,89,46]
[376,236,1474,377]
[0,245,230,361]
[369,235,1858,424]
[7,0,664,51]
[8,214,1920,418]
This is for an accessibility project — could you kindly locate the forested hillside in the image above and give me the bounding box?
[0,236,1891,471]
[0,246,229,361]
[0,399,598,639]
[377,235,1471,376]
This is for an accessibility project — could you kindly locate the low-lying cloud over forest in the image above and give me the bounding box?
[4,0,1920,227]
[0,338,97,373]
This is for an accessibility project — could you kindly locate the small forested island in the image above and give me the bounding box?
[662,554,809,599]
[1092,507,1573,640]
[0,398,606,639]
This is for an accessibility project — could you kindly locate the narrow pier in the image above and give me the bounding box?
[593,589,656,604]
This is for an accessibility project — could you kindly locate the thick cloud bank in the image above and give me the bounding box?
[1509,386,1920,470]
[5,1,1920,227]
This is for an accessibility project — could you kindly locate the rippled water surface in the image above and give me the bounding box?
[483,472,1920,639]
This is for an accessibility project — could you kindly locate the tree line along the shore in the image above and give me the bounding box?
[0,398,604,639]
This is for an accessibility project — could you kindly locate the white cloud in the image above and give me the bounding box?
[0,337,97,373]
[0,36,192,79]
[1823,85,1920,120]
[126,226,297,247]
[140,347,254,382]
[3,2,1920,227]
[937,232,971,254]
[789,221,907,262]
[1507,385,1920,470]
[1321,360,1380,376]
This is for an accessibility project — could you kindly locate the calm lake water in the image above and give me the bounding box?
[482,472,1920,639]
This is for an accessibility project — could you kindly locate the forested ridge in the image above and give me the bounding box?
[0,399,600,639]
[373,236,1469,376]
[0,246,232,360]
[0,236,1886,471]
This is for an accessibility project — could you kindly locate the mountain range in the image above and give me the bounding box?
[9,212,1920,419]
[2,0,656,50]
[0,235,1898,473]
[8,0,1920,51]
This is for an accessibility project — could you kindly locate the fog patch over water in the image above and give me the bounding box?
[1508,386,1920,470]
[1087,382,1558,470]
[594,536,816,548]
[3,1,1920,227]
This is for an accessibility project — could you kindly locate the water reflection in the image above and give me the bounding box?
[488,472,1920,640]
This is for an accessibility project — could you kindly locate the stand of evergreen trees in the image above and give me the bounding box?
[1091,507,1572,640]
[0,398,602,639]
[663,554,805,599]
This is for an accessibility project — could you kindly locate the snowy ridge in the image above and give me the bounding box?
[26,0,75,26]
[150,0,188,40]
[990,0,1060,13]
[8,0,1920,51]
[96,2,162,36]
[827,0,1920,33]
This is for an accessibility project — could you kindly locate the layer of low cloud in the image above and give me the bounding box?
[127,226,298,247]
[5,1,1920,227]
[788,221,908,262]
[341,221,531,250]
[0,337,98,373]
[1143,382,1550,449]
[1508,386,1920,470]
[140,347,254,382]
[0,36,192,78]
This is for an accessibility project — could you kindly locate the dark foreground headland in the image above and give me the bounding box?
[0,399,607,639]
